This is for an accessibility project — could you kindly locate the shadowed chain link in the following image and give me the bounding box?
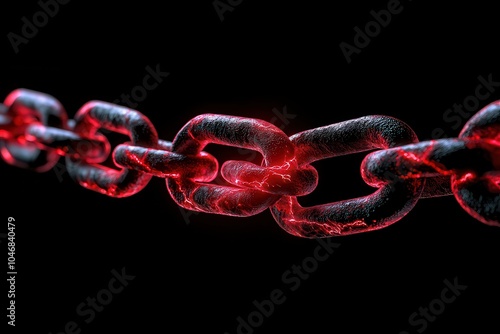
[1,88,499,237]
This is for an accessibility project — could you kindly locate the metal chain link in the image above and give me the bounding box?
[1,88,499,238]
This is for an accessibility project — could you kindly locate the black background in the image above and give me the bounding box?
[2,1,500,333]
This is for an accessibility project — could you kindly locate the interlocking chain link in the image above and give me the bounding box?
[1,88,499,238]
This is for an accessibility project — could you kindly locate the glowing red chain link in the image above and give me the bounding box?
[1,88,499,238]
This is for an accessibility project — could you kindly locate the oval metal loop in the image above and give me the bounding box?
[65,101,158,197]
[270,116,424,238]
[166,114,299,216]
[451,101,500,226]
[0,89,67,172]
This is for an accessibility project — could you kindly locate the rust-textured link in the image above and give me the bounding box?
[1,88,499,238]
[165,114,318,216]
[0,89,68,172]
[269,116,425,238]
[454,102,500,225]
[65,101,158,197]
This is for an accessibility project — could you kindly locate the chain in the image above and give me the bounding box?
[1,88,499,238]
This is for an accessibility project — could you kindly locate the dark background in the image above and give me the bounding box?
[1,0,500,333]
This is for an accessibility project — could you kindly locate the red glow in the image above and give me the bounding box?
[0,89,67,172]
[1,88,499,236]
[221,159,318,196]
[166,114,306,216]
[65,101,158,197]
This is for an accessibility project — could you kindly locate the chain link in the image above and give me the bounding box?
[1,88,499,237]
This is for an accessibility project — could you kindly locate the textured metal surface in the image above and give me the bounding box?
[1,88,499,237]
[167,114,295,216]
[65,101,158,197]
[453,102,500,226]
[26,123,110,163]
[0,89,67,171]
[270,116,424,238]
[114,139,218,181]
